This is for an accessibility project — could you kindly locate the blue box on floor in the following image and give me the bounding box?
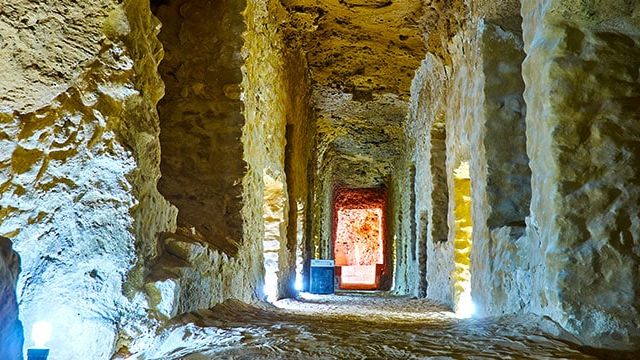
[310,259,335,294]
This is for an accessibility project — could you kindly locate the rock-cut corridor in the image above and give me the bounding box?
[1,0,640,359]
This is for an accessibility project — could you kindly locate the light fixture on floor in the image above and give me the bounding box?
[27,321,52,360]
[456,292,476,319]
[294,273,303,291]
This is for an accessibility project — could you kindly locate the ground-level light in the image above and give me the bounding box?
[27,321,52,360]
[294,273,303,291]
[456,292,476,319]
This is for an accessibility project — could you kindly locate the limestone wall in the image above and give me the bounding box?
[408,20,531,313]
[522,0,640,348]
[153,0,247,255]
[444,26,482,312]
[0,0,309,357]
[142,0,311,318]
[311,159,335,262]
[146,0,311,311]
[408,55,453,306]
[467,22,531,317]
[408,0,640,348]
[142,0,266,317]
[242,0,310,301]
[280,49,313,298]
[2,0,638,355]
[0,0,177,358]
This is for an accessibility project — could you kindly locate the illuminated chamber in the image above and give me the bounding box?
[333,188,388,290]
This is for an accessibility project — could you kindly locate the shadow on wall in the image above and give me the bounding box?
[0,237,23,359]
[153,0,247,255]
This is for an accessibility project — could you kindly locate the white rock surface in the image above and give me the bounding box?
[522,0,640,348]
[0,1,177,358]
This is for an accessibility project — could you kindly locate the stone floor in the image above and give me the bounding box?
[128,293,636,359]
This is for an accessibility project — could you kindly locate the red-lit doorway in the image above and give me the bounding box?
[333,187,389,290]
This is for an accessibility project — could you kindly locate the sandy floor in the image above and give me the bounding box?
[128,293,634,360]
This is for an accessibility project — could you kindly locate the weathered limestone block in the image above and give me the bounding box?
[522,0,640,349]
[310,159,335,279]
[241,0,295,301]
[145,277,181,319]
[451,168,472,310]
[142,229,258,322]
[426,124,453,306]
[263,173,286,301]
[0,0,120,113]
[0,237,23,360]
[280,49,313,299]
[476,25,529,230]
[486,226,533,315]
[410,20,531,314]
[388,164,413,294]
[407,19,526,311]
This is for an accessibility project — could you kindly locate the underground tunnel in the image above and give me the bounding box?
[1,0,640,359]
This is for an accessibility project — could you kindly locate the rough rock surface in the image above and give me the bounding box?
[405,0,640,349]
[2,0,640,356]
[142,0,315,319]
[407,54,452,304]
[406,15,532,314]
[0,1,120,113]
[153,0,246,255]
[0,0,177,358]
[282,0,425,96]
[0,1,314,357]
[241,0,309,302]
[125,295,613,360]
[521,0,640,349]
[466,22,531,317]
[0,237,23,360]
[263,174,286,301]
[280,49,314,298]
[144,228,259,319]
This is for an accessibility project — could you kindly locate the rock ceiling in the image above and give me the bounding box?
[282,0,425,96]
[281,0,428,187]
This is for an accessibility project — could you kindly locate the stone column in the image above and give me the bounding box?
[468,22,531,317]
[522,0,640,348]
[408,54,453,307]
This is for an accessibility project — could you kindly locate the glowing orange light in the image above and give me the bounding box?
[333,188,387,290]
